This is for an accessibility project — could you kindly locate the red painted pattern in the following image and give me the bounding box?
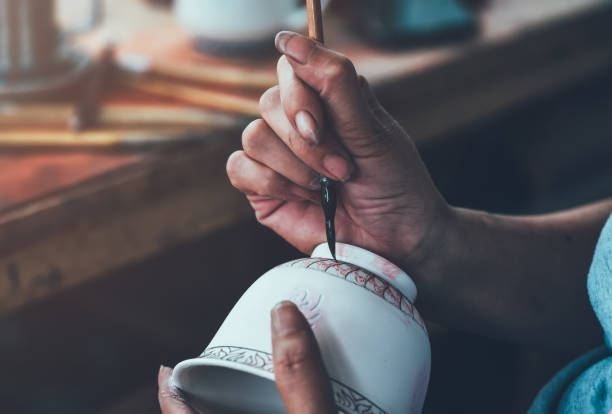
[348,269,372,287]
[370,254,405,282]
[383,285,402,307]
[366,276,388,296]
[279,258,427,333]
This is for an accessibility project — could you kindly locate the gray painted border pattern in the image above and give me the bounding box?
[200,346,387,414]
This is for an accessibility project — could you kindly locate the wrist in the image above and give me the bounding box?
[397,203,458,289]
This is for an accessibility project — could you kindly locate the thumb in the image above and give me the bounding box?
[275,31,381,154]
[271,301,336,414]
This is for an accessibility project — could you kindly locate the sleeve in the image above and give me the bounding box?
[528,214,612,414]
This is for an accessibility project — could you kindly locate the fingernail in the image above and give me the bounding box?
[275,31,312,64]
[295,111,320,145]
[275,31,291,53]
[271,301,302,337]
[323,154,353,182]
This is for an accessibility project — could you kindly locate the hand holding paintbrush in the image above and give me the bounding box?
[229,8,446,272]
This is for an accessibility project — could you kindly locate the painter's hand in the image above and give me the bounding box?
[158,302,335,414]
[227,31,448,268]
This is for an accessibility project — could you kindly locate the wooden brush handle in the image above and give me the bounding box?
[307,0,325,43]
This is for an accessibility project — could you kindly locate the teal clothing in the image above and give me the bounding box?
[528,214,612,413]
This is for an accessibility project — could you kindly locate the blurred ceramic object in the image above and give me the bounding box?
[353,0,478,45]
[0,0,102,98]
[174,0,331,52]
[172,243,431,414]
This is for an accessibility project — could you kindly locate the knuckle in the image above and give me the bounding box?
[274,338,313,373]
[277,350,309,372]
[242,119,269,154]
[326,55,356,84]
[261,181,276,196]
[261,171,283,195]
[259,86,280,116]
[262,167,278,183]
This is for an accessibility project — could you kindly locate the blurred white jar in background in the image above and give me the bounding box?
[174,0,331,45]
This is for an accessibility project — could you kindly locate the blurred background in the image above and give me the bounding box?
[1,0,612,413]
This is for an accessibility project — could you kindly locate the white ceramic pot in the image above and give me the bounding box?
[172,243,431,414]
[174,0,331,45]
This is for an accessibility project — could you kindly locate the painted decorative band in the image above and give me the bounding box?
[200,346,387,414]
[278,258,427,332]
[201,346,274,372]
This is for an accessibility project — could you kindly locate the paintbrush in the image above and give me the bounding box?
[306,0,337,260]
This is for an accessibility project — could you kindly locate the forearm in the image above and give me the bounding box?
[407,199,612,348]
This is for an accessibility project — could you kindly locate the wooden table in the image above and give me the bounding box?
[2,0,612,315]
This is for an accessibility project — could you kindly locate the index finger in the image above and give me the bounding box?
[274,31,376,138]
[277,55,325,146]
[271,301,337,414]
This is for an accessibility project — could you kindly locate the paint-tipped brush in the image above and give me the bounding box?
[306,0,337,260]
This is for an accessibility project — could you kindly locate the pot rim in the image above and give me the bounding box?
[312,243,418,303]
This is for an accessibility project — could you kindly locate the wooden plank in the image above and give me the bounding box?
[0,152,142,210]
